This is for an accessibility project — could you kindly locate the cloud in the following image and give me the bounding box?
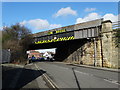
[54,7,77,17]
[49,24,62,29]
[0,26,8,30]
[0,27,3,30]
[76,13,101,23]
[19,20,27,26]
[36,48,56,53]
[85,8,96,12]
[103,14,118,22]
[76,13,118,24]
[28,19,49,30]
[20,19,62,30]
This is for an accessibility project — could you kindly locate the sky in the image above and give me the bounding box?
[2,2,118,34]
[1,2,119,52]
[35,48,56,53]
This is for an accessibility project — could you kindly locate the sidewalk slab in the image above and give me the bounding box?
[16,63,49,89]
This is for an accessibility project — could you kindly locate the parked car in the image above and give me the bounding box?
[31,56,36,62]
[39,57,45,61]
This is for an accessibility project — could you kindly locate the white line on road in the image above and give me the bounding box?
[75,70,93,76]
[103,79,120,85]
[75,70,119,85]
[35,64,59,89]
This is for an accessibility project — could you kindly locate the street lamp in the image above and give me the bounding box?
[54,37,57,39]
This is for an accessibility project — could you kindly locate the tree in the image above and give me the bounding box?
[2,23,33,62]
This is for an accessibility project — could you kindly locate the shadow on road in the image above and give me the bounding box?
[72,68,81,90]
[2,65,46,89]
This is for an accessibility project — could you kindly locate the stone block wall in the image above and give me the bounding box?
[80,41,94,65]
[64,20,119,68]
[65,38,102,66]
[101,20,119,68]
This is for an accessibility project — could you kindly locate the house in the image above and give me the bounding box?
[43,51,55,60]
[28,50,42,59]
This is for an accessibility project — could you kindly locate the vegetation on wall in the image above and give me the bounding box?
[114,28,120,48]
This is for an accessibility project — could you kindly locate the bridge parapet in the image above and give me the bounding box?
[33,19,103,37]
[33,19,103,44]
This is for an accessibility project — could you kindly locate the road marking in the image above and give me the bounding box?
[75,70,93,76]
[103,79,120,85]
[31,64,48,88]
[35,64,59,89]
[75,70,119,85]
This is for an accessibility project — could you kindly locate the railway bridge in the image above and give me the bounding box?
[29,19,119,68]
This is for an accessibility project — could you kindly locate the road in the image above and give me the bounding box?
[35,61,119,89]
[2,62,119,89]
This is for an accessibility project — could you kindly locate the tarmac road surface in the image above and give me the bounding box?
[2,62,119,90]
[35,62,119,89]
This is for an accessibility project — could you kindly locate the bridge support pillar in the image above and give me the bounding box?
[101,20,119,68]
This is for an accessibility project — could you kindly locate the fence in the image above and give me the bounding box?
[0,49,11,63]
[112,21,120,29]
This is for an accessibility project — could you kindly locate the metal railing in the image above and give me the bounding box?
[112,21,120,29]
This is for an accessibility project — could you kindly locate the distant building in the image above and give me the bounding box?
[1,49,11,63]
[28,50,42,59]
[43,51,55,60]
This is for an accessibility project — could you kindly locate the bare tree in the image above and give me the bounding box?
[2,23,33,62]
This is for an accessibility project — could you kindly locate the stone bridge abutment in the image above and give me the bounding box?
[58,20,118,68]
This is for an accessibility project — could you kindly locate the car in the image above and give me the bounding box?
[31,57,36,62]
[39,57,45,61]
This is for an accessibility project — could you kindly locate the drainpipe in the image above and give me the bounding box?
[93,38,96,66]
[100,36,104,67]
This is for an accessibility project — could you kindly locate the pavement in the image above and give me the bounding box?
[53,62,119,72]
[2,63,24,89]
[2,63,49,89]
